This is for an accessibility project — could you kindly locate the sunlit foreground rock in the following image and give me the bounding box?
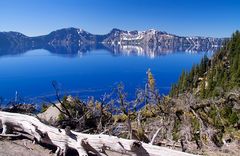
[0,111,195,156]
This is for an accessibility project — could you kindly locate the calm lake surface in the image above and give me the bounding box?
[0,49,212,104]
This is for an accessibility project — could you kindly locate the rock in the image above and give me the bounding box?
[37,103,61,125]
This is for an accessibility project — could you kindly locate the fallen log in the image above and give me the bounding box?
[0,111,195,156]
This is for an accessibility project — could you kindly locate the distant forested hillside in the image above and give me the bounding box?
[170,31,240,98]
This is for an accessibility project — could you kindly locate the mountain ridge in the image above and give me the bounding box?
[0,27,227,38]
[0,27,227,57]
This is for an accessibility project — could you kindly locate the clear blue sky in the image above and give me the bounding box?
[0,0,239,37]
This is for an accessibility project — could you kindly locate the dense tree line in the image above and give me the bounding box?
[170,31,240,98]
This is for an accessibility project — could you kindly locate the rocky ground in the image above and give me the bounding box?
[0,137,54,156]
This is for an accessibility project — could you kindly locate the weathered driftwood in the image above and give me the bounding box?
[150,128,161,145]
[0,111,195,156]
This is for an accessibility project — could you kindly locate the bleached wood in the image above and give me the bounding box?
[150,128,161,145]
[0,111,195,156]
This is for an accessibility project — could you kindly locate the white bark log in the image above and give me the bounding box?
[0,111,195,156]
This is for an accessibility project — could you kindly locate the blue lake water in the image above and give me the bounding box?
[0,49,212,104]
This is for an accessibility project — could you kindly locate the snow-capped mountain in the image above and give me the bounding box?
[0,27,226,56]
[102,28,170,45]
[101,28,226,56]
[102,28,224,48]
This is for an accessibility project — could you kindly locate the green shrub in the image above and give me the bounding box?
[41,103,49,113]
[229,111,239,125]
[172,119,181,141]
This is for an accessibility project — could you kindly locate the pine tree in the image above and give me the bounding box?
[200,78,206,98]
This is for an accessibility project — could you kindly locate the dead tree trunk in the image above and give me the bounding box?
[0,111,195,156]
